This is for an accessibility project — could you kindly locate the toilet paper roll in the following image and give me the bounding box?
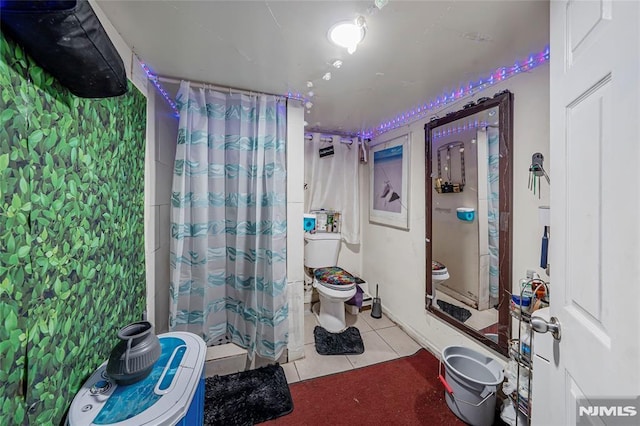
[538,206,550,227]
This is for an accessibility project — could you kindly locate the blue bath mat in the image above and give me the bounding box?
[314,326,365,355]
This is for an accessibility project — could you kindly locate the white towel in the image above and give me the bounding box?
[304,134,360,244]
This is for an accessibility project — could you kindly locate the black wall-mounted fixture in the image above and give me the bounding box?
[0,0,128,98]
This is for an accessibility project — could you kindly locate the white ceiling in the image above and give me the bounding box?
[96,0,549,135]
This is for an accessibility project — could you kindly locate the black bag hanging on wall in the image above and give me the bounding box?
[0,0,128,98]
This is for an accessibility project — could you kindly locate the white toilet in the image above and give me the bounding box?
[432,260,450,303]
[304,232,358,333]
[432,260,450,283]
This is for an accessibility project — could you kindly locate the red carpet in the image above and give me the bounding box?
[265,349,465,426]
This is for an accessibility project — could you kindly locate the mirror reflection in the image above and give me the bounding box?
[425,92,513,355]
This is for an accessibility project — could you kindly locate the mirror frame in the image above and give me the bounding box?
[424,90,513,356]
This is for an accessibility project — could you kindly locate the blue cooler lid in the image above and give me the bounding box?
[67,332,206,426]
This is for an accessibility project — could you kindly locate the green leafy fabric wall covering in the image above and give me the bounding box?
[0,32,147,425]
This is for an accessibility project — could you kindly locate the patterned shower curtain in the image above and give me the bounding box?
[169,81,288,360]
[487,127,499,299]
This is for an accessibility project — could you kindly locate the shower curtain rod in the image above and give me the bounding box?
[156,75,288,99]
[304,134,356,144]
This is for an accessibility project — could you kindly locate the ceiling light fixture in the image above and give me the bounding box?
[328,16,366,54]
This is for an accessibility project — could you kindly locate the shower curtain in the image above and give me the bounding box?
[169,81,288,360]
[487,127,499,299]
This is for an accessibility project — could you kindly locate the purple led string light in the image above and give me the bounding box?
[140,62,180,117]
[359,45,550,139]
[142,45,549,138]
[142,60,311,119]
[433,119,489,140]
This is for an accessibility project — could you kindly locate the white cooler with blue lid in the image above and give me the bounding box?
[67,331,206,426]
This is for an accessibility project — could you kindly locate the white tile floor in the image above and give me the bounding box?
[281,303,423,384]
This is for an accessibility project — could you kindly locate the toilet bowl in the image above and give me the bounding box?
[312,266,357,332]
[432,260,450,283]
[432,260,450,303]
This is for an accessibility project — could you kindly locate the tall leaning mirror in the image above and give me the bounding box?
[425,91,513,356]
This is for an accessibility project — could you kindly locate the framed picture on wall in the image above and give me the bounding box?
[369,133,410,229]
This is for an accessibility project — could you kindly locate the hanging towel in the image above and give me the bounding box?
[304,133,360,244]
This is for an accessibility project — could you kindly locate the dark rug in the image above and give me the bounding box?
[204,364,293,425]
[437,300,472,323]
[314,326,364,355]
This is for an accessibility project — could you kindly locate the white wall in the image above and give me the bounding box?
[286,103,305,360]
[145,90,179,333]
[361,63,550,359]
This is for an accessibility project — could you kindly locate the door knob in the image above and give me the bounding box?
[530,316,561,341]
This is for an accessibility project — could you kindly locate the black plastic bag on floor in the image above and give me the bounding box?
[0,0,128,98]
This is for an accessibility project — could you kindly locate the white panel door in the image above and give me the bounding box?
[533,1,640,425]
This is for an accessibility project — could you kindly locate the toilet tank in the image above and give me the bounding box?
[304,232,341,268]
